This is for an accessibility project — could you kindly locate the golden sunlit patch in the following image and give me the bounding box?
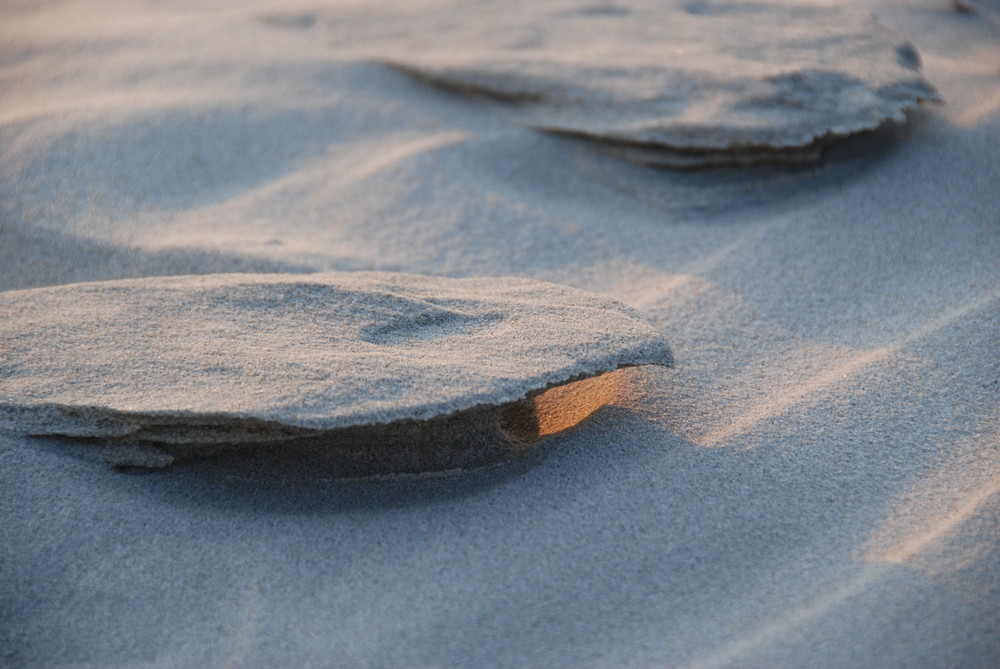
[499,367,638,446]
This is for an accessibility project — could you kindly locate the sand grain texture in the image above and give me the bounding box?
[1,0,997,667]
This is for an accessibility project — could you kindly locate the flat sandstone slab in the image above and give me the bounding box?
[0,272,672,474]
[371,0,939,161]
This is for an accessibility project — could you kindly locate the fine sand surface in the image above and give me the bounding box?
[2,0,999,667]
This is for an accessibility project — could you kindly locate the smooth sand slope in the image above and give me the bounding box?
[1,0,998,667]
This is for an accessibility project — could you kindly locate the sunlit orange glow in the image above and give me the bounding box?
[533,368,633,436]
[500,367,638,446]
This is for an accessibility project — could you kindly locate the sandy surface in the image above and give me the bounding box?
[2,0,998,666]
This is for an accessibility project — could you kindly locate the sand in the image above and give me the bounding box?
[1,0,998,666]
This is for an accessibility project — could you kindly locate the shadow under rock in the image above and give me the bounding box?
[54,368,662,514]
[28,404,549,513]
[566,107,937,218]
[18,428,542,515]
[136,403,677,518]
[142,448,547,515]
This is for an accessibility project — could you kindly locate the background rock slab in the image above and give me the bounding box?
[370,0,939,160]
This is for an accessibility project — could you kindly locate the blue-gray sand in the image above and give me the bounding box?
[1,0,997,667]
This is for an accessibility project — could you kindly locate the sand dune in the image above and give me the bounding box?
[1,0,998,666]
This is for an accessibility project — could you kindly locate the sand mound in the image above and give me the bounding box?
[373,0,939,166]
[0,271,672,474]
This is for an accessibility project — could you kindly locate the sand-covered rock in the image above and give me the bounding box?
[954,0,1000,27]
[373,0,939,165]
[0,272,672,474]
